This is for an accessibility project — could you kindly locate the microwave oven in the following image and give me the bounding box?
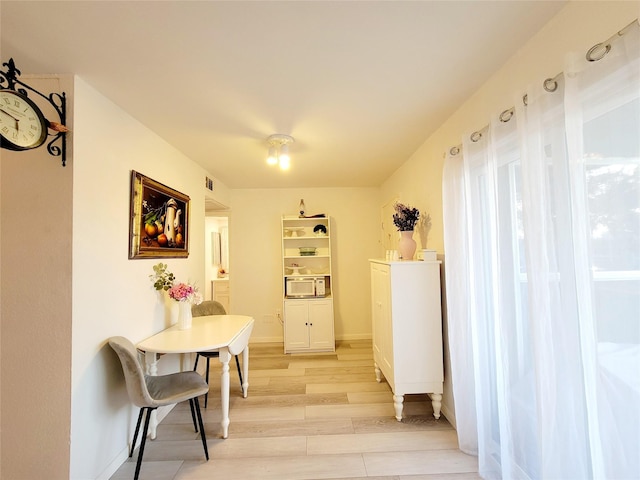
[286,277,326,298]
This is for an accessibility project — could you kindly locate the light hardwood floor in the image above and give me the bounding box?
[110,340,479,480]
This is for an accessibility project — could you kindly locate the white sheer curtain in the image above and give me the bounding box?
[443,22,639,480]
[442,149,477,455]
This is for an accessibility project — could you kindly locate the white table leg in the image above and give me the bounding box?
[242,345,249,398]
[218,347,231,439]
[180,352,192,372]
[143,352,159,439]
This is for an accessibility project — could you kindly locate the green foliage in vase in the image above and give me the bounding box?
[149,263,175,291]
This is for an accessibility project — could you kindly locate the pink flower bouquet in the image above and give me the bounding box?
[168,282,202,305]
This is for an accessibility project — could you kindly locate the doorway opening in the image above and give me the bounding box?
[205,197,230,310]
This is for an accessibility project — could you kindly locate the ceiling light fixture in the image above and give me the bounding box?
[266,134,294,170]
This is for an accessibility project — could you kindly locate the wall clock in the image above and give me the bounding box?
[0,89,48,151]
[0,57,68,165]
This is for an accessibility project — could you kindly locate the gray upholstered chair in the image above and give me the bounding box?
[191,300,243,407]
[108,336,209,480]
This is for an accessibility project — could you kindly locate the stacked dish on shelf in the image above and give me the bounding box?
[286,265,306,275]
[283,228,306,237]
[299,247,317,256]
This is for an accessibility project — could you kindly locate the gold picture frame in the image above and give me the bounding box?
[129,171,190,259]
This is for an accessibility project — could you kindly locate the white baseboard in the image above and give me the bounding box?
[249,334,373,344]
[96,447,129,480]
[335,333,372,341]
[441,403,456,430]
[249,336,283,343]
[96,404,175,480]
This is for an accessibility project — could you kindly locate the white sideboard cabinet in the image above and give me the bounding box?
[369,259,444,421]
[211,279,230,312]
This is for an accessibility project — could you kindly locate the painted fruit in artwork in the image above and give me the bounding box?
[145,223,157,237]
[157,234,168,247]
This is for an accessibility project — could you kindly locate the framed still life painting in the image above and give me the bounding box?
[129,171,190,259]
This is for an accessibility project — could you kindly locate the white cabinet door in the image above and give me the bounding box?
[284,300,310,350]
[370,263,393,378]
[211,280,230,312]
[308,300,334,350]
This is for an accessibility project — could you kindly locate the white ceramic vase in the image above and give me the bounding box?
[177,301,193,330]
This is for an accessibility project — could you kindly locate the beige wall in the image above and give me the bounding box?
[69,77,231,479]
[379,0,639,429]
[229,188,381,342]
[0,74,230,479]
[0,103,2,477]
[0,76,74,480]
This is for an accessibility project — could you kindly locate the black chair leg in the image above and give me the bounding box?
[188,398,198,433]
[129,409,145,458]
[235,355,244,394]
[134,407,155,480]
[194,353,208,409]
[193,397,209,460]
[193,353,200,371]
[204,357,211,408]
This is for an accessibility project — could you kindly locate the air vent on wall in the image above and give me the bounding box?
[205,177,214,191]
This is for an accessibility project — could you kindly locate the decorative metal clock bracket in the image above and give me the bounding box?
[0,58,68,166]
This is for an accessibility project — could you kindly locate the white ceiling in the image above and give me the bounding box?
[1,1,566,189]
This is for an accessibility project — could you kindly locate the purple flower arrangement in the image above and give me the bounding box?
[392,202,420,231]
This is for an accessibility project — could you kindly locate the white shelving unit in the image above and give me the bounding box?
[282,215,335,353]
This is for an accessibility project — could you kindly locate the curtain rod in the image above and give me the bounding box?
[587,19,638,62]
[446,18,639,157]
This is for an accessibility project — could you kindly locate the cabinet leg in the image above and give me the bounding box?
[430,393,442,419]
[374,362,382,383]
[393,394,404,422]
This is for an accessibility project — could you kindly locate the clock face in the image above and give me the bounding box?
[0,89,48,151]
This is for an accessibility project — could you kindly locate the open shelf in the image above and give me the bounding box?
[282,215,335,354]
